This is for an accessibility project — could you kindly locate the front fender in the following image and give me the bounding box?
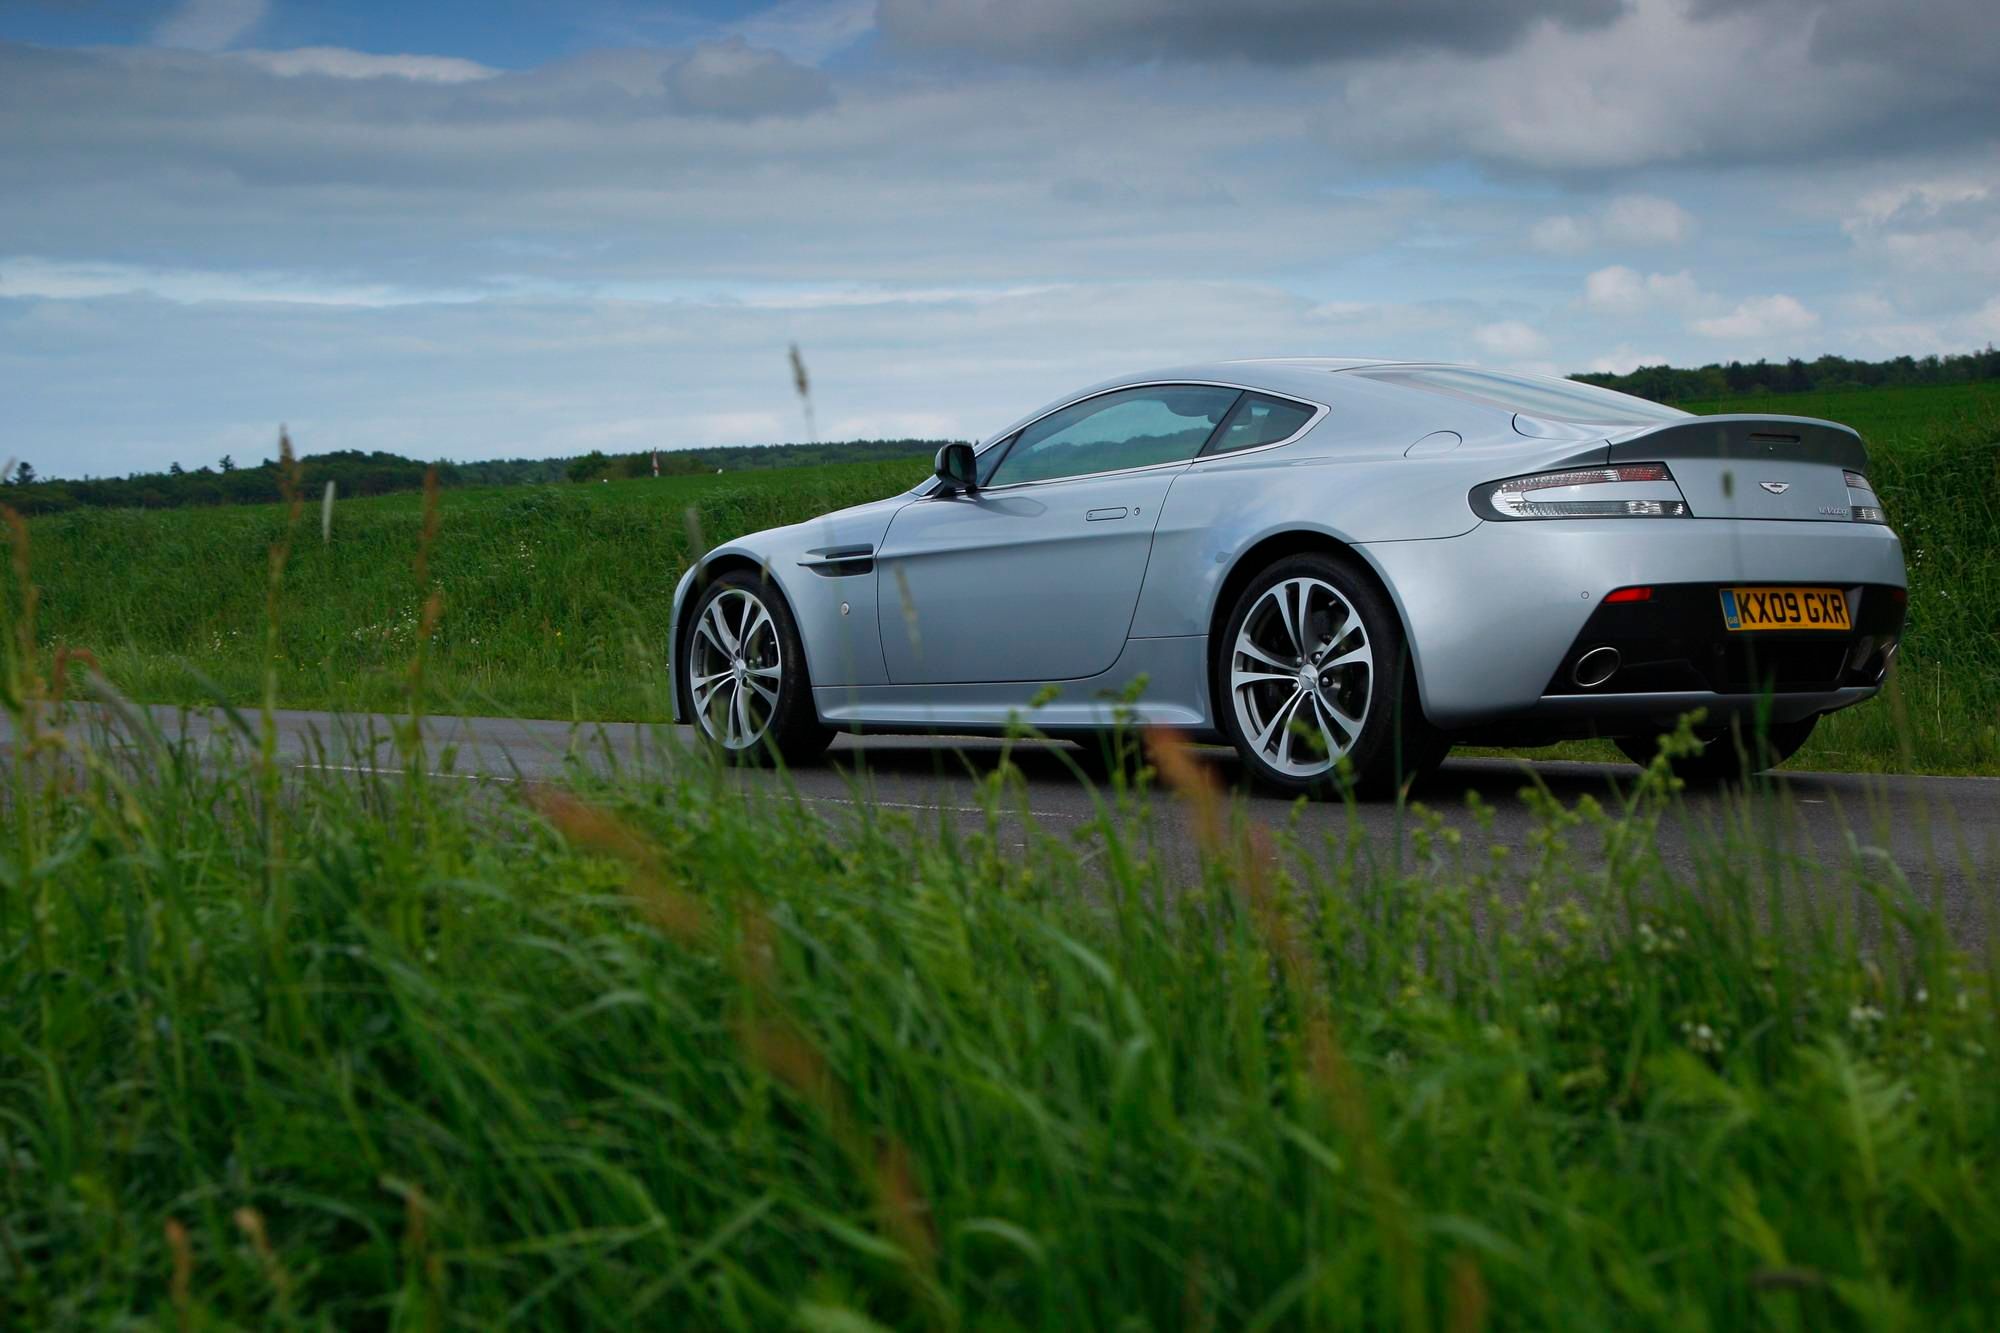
[670,497,911,722]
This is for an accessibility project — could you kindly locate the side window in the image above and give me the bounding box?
[985,386,1240,487]
[1207,393,1317,454]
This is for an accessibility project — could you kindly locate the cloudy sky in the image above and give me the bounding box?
[3,0,1997,478]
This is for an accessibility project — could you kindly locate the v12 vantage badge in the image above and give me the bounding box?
[670,361,1907,795]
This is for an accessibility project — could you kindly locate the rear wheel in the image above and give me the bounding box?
[1615,714,1817,785]
[1215,553,1446,799]
[682,572,832,766]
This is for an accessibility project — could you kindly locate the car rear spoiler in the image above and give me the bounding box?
[1604,414,1869,472]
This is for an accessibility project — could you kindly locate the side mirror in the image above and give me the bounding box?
[933,442,977,494]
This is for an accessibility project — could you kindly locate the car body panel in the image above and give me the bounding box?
[813,634,1211,735]
[876,466,1184,683]
[671,360,1908,749]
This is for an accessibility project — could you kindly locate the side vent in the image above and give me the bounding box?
[798,545,874,577]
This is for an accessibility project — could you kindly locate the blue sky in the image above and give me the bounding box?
[3,0,1997,477]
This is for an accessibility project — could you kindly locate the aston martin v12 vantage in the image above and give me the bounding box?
[670,360,1906,794]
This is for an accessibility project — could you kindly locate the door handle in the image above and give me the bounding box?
[1085,507,1129,522]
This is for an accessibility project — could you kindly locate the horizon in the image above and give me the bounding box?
[5,0,1997,477]
[11,343,1997,483]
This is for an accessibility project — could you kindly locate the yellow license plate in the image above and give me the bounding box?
[1720,586,1851,632]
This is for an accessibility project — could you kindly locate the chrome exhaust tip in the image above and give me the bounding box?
[1572,646,1621,689]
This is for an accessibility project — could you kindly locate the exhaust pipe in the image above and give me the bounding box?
[1572,646,1621,689]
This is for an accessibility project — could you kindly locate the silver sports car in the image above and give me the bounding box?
[670,360,1906,794]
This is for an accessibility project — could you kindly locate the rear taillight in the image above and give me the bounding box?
[1473,462,1690,521]
[1603,586,1653,603]
[1843,470,1887,524]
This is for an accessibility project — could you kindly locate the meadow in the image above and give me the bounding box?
[17,380,2000,772]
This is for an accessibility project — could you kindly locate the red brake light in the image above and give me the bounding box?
[1604,586,1653,604]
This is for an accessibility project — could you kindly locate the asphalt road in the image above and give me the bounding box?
[15,705,1998,942]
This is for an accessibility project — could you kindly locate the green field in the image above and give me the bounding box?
[24,458,931,722]
[17,381,2000,772]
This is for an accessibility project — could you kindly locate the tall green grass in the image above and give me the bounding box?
[2,649,1995,1326]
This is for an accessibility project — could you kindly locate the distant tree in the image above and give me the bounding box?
[219,454,236,472]
[6,461,32,486]
[168,462,185,477]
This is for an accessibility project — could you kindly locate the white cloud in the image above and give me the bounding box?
[0,256,476,306]
[1840,174,2000,280]
[1692,294,1818,339]
[1529,214,1592,254]
[1849,179,1989,229]
[1602,194,1694,246]
[828,411,964,439]
[234,48,499,84]
[1532,194,1693,252]
[1328,0,1996,172]
[154,0,267,53]
[1586,346,1667,375]
[1958,296,2000,342]
[1583,266,1702,315]
[1472,320,1549,360]
[729,0,878,65]
[658,37,835,118]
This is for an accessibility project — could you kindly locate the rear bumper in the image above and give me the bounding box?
[1457,686,1879,745]
[1363,518,1906,730]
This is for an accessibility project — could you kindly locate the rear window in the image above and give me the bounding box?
[1208,393,1317,453]
[1357,367,1686,427]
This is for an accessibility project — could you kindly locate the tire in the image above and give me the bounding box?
[1614,714,1817,785]
[1214,552,1446,799]
[680,571,833,766]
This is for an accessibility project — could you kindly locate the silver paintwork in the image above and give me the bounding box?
[669,360,1907,744]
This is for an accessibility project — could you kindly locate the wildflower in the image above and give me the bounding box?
[1848,1003,1884,1031]
[1681,1020,1721,1054]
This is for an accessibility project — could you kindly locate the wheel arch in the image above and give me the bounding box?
[672,553,810,724]
[1203,530,1435,729]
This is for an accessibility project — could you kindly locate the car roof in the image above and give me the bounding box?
[1072,357,1412,405]
[973,359,1681,451]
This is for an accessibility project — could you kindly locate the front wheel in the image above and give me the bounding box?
[1615,714,1817,785]
[1215,553,1446,799]
[681,572,832,766]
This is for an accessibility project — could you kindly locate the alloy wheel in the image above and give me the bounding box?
[1229,576,1374,778]
[688,588,783,751]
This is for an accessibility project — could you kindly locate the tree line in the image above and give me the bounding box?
[4,439,953,516]
[1571,346,2000,403]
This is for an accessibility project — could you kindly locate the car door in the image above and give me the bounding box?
[875,384,1241,684]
